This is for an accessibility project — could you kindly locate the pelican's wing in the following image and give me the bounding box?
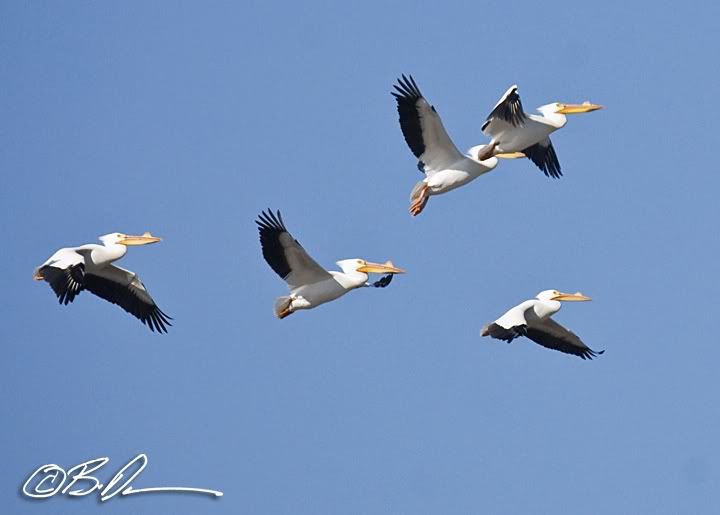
[84,264,171,333]
[522,138,562,179]
[481,303,529,342]
[392,74,464,174]
[35,248,86,305]
[256,210,331,290]
[482,85,526,133]
[526,317,603,360]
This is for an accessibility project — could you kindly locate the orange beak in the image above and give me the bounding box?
[357,260,406,274]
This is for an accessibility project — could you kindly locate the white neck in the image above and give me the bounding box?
[330,270,367,290]
[93,242,127,266]
[536,111,567,129]
[533,299,561,319]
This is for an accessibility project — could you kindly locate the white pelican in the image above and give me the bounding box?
[479,85,603,178]
[481,290,603,360]
[256,210,405,318]
[34,232,171,333]
[392,75,498,216]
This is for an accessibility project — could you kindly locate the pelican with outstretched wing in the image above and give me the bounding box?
[479,85,603,178]
[34,232,171,333]
[481,290,603,360]
[392,75,498,216]
[256,209,405,318]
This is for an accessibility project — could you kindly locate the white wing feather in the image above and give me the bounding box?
[494,300,534,329]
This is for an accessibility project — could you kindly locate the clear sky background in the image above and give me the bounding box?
[2,1,719,513]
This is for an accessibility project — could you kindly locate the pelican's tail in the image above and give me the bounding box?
[274,296,294,319]
[409,181,430,216]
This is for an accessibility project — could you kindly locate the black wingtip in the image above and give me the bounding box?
[256,209,287,233]
[522,140,562,179]
[392,74,422,101]
[392,74,427,160]
[583,348,605,360]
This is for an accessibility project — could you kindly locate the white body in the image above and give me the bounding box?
[285,262,369,312]
[422,145,498,197]
[494,297,561,328]
[41,240,127,273]
[484,107,566,153]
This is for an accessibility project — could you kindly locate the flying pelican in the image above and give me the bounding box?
[392,75,499,216]
[479,85,603,178]
[256,209,405,318]
[34,232,171,333]
[481,290,603,360]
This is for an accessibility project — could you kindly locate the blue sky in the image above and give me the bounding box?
[3,1,720,513]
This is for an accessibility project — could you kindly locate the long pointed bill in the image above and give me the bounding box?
[557,102,603,114]
[552,291,592,302]
[118,232,162,246]
[357,260,405,274]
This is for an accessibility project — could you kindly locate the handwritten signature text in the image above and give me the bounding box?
[22,453,223,502]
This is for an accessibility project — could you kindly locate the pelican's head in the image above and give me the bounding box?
[536,289,592,302]
[99,232,162,246]
[336,258,406,276]
[538,101,603,116]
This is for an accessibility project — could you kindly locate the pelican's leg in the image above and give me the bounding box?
[409,184,430,216]
[275,295,295,319]
[477,141,498,161]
